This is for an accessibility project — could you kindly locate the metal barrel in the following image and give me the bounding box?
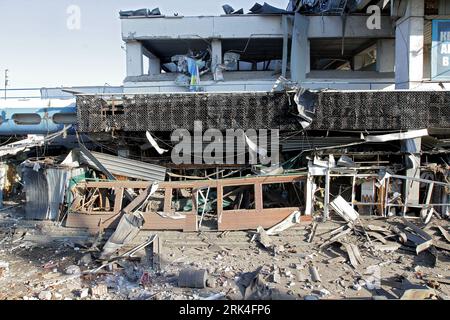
[178,268,208,288]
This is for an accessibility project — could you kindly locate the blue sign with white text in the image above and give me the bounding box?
[432,19,450,80]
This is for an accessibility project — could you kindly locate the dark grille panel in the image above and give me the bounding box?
[312,91,450,130]
[77,91,450,132]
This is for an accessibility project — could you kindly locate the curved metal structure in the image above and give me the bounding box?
[0,98,77,135]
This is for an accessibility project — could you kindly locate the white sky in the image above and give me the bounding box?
[0,0,288,89]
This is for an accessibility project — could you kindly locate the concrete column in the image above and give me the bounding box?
[291,14,310,82]
[402,137,421,210]
[423,44,431,79]
[376,39,395,72]
[211,39,222,72]
[395,0,424,89]
[126,41,144,77]
[148,57,161,76]
[146,53,161,76]
[142,47,161,76]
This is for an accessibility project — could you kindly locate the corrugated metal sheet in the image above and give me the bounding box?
[281,137,362,152]
[46,168,69,220]
[23,167,49,220]
[172,136,361,154]
[22,164,84,220]
[79,151,166,181]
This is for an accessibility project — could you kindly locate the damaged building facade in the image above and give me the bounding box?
[1,0,449,230]
[72,0,450,232]
[0,0,449,300]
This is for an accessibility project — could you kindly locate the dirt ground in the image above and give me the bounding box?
[0,201,449,300]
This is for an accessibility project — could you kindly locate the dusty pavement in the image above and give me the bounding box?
[0,201,449,300]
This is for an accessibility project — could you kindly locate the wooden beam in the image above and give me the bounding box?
[254,183,263,212]
[163,187,173,213]
[77,174,307,190]
[65,211,197,234]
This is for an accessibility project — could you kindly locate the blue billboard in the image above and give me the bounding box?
[432,19,450,80]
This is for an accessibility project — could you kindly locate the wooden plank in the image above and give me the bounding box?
[152,236,161,271]
[217,183,224,223]
[163,187,173,213]
[323,169,330,221]
[351,243,364,264]
[65,211,197,234]
[141,212,197,232]
[75,211,119,215]
[122,185,152,215]
[367,231,387,244]
[383,176,389,216]
[218,208,311,231]
[65,212,121,233]
[67,209,311,233]
[341,242,359,268]
[113,188,124,214]
[437,226,450,243]
[351,175,356,209]
[425,182,434,205]
[254,183,263,212]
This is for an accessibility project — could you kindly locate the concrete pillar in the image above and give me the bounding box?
[376,39,395,72]
[423,44,431,79]
[126,41,144,77]
[291,13,310,82]
[402,137,421,210]
[211,39,222,72]
[147,54,161,76]
[395,0,424,89]
[142,47,161,76]
[282,15,290,77]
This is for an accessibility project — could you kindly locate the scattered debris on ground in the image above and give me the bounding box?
[0,202,448,300]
